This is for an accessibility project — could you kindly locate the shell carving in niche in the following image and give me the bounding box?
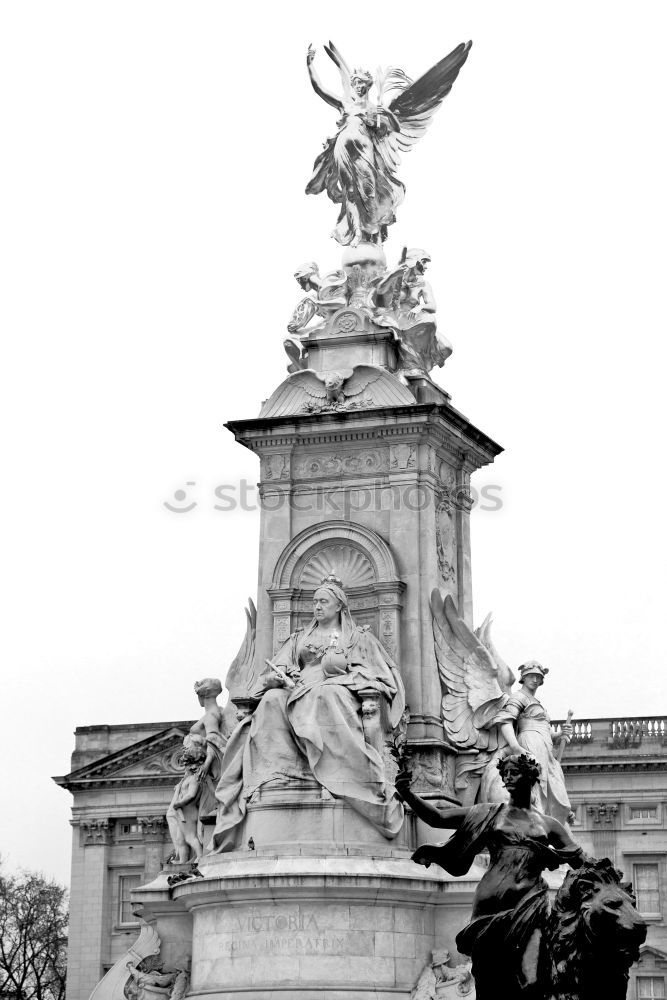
[299,545,376,590]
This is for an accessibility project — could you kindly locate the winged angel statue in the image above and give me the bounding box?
[430,590,574,825]
[306,41,471,246]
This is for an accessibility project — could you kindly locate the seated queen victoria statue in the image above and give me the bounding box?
[211,577,405,851]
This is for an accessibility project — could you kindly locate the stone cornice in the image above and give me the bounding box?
[563,759,667,774]
[225,402,503,471]
[53,726,189,792]
[60,774,181,791]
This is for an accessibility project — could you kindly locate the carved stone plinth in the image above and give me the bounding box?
[133,853,484,1000]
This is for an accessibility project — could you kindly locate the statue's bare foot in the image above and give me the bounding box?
[350,230,362,248]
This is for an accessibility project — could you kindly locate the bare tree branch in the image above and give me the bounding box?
[0,862,68,1000]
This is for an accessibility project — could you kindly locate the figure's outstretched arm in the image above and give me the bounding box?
[307,45,343,112]
[395,770,468,829]
[546,816,589,867]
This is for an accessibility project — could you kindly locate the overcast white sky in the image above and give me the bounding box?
[1,2,666,886]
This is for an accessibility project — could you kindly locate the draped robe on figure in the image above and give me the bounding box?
[480,689,572,825]
[414,803,583,1000]
[212,615,405,851]
[306,104,405,246]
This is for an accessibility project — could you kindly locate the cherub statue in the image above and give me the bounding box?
[166,735,207,863]
[373,248,453,376]
[305,41,472,246]
[430,590,573,824]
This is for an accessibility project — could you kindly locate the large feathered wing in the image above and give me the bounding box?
[384,41,472,161]
[342,365,382,397]
[475,613,516,694]
[324,40,352,103]
[224,599,258,701]
[430,588,508,750]
[342,365,415,407]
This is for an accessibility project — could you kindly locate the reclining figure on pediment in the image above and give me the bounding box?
[210,576,406,852]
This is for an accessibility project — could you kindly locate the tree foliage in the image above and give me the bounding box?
[0,862,68,1000]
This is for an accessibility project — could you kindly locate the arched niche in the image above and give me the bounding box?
[268,520,405,657]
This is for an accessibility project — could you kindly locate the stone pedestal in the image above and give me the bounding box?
[134,849,483,1000]
[122,243,501,998]
[226,400,501,801]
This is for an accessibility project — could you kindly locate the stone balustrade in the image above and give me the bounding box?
[551,716,667,751]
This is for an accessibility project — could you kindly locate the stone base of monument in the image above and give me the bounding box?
[217,778,415,856]
[133,797,482,1000]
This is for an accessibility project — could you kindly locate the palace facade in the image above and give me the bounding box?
[55,713,667,1000]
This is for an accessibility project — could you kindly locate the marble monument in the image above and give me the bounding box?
[78,36,646,1000]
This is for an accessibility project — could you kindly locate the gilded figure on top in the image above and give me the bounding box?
[305,41,472,246]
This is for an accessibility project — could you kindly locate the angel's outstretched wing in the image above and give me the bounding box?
[225,598,258,701]
[430,588,508,749]
[475,612,516,694]
[324,40,352,103]
[385,41,472,160]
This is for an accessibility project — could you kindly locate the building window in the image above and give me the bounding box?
[117,820,141,839]
[633,863,661,916]
[117,874,142,925]
[637,977,666,999]
[631,807,658,821]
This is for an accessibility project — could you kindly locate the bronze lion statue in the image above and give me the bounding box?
[548,857,646,1000]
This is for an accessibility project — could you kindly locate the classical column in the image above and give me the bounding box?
[66,818,113,1000]
[138,816,168,880]
[587,803,619,864]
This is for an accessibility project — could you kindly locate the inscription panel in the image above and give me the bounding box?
[191,901,426,990]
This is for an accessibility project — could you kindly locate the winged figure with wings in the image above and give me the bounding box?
[305,41,472,247]
[430,589,574,824]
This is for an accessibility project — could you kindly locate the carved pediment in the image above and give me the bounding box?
[54,727,191,790]
[638,945,667,968]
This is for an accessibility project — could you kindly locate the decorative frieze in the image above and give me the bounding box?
[293,448,388,479]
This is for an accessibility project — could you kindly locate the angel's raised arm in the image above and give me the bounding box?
[306,44,343,112]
